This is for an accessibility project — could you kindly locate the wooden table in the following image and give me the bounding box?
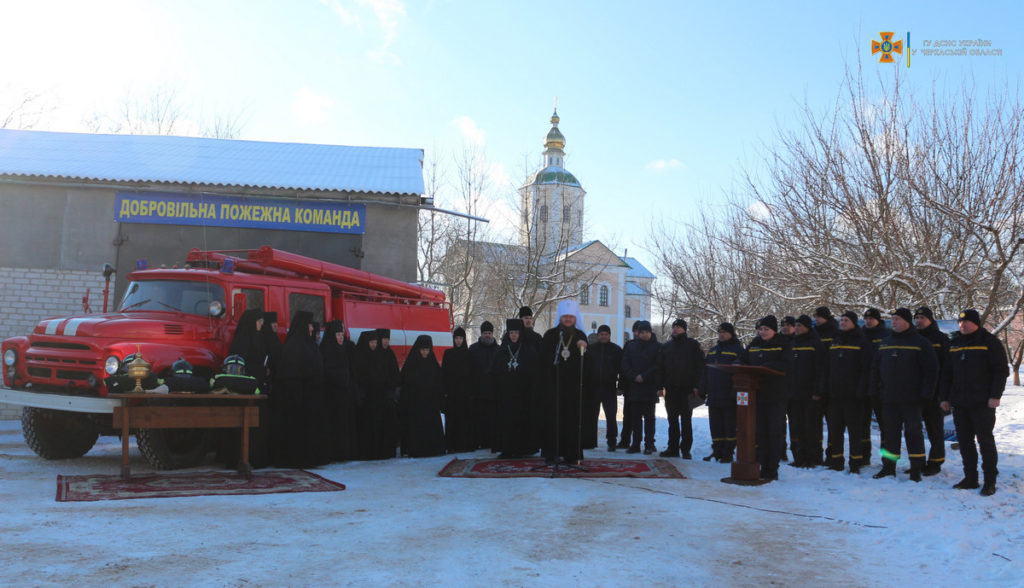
[109,393,264,481]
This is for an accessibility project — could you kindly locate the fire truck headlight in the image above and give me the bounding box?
[209,300,224,317]
[104,355,121,375]
[3,349,15,367]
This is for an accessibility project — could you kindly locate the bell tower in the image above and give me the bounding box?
[519,108,586,255]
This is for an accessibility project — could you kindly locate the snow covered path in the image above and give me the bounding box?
[1,387,1022,586]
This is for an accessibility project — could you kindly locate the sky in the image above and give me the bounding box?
[1,0,1022,274]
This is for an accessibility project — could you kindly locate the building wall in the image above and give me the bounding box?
[0,180,419,418]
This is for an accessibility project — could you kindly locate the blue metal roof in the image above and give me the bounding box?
[622,256,655,279]
[626,282,652,296]
[0,129,424,195]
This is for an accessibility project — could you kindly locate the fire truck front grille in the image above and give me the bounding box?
[56,370,92,381]
[31,341,91,350]
[164,324,185,335]
[28,367,52,378]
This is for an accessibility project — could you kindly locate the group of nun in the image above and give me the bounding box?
[226,299,588,468]
[227,309,447,469]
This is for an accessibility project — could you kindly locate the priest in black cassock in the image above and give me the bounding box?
[540,300,589,465]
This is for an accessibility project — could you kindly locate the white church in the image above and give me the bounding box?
[520,110,655,345]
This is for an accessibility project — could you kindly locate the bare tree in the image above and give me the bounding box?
[1,86,50,129]
[653,62,1024,346]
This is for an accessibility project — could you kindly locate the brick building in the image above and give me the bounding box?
[0,129,426,418]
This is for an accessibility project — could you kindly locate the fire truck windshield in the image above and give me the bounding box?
[119,280,226,316]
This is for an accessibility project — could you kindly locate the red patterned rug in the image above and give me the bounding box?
[438,457,684,479]
[56,469,346,502]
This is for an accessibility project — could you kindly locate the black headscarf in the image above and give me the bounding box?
[354,330,382,388]
[402,335,439,383]
[229,308,267,382]
[320,320,350,388]
[281,311,321,379]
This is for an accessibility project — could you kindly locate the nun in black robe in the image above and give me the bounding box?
[321,320,357,461]
[221,308,270,468]
[442,327,475,453]
[492,319,540,458]
[398,335,446,457]
[272,311,329,468]
[353,331,398,460]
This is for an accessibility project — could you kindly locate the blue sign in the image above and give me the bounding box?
[114,191,366,234]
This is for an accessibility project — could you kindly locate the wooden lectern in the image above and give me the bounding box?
[706,364,785,486]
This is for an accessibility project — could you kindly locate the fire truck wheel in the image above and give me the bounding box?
[21,407,99,459]
[136,428,211,470]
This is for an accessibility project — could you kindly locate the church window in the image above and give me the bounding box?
[579,284,590,305]
[539,205,548,223]
[563,206,570,224]
[599,285,609,307]
[625,304,631,318]
[578,210,583,226]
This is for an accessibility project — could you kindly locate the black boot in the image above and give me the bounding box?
[921,462,941,477]
[616,438,630,449]
[703,453,715,461]
[873,461,896,479]
[607,442,617,452]
[829,457,844,472]
[909,469,922,482]
[643,444,655,455]
[981,480,997,496]
[659,447,679,458]
[953,477,980,490]
[626,445,641,454]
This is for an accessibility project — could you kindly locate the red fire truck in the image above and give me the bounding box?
[0,246,452,469]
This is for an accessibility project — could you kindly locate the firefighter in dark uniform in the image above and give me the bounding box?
[826,311,872,473]
[737,315,792,481]
[813,306,839,464]
[700,322,744,462]
[787,315,827,468]
[913,306,950,476]
[871,308,939,481]
[658,318,705,459]
[940,309,1009,496]
[860,308,890,466]
[779,316,796,340]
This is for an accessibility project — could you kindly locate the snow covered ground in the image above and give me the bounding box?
[1,385,1022,587]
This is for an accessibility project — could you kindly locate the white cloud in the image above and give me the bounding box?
[452,115,486,146]
[320,0,357,25]
[361,0,405,49]
[645,158,685,172]
[322,0,406,65]
[291,85,334,127]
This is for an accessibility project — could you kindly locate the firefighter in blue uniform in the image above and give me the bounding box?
[737,315,792,481]
[871,308,939,482]
[913,306,950,476]
[860,308,890,466]
[826,311,872,473]
[786,315,827,468]
[939,309,1009,496]
[700,322,744,462]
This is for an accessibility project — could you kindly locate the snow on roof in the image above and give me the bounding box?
[622,256,655,279]
[0,129,424,195]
